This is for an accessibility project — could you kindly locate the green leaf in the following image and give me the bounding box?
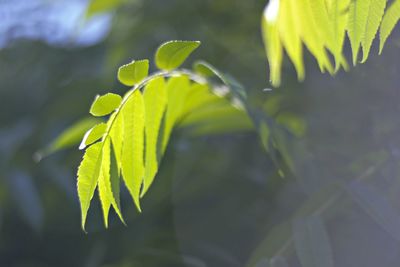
[292,215,334,267]
[77,141,103,231]
[327,0,351,70]
[162,75,190,152]
[97,137,124,227]
[361,0,386,62]
[155,40,201,70]
[121,90,145,210]
[37,118,101,160]
[109,112,124,171]
[347,0,371,64]
[142,77,167,196]
[79,122,107,150]
[90,93,122,117]
[380,0,400,53]
[292,0,334,74]
[262,4,283,87]
[277,0,304,80]
[117,59,149,86]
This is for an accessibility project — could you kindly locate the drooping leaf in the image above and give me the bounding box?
[141,77,167,196]
[117,59,149,86]
[97,138,124,227]
[77,141,103,230]
[261,0,395,85]
[380,0,400,53]
[38,117,101,159]
[262,2,283,87]
[90,93,122,117]
[79,122,107,150]
[108,111,124,171]
[292,215,334,267]
[121,90,145,210]
[277,0,304,79]
[361,0,386,62]
[155,41,201,70]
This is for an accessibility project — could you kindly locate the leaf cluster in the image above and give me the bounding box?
[262,0,400,86]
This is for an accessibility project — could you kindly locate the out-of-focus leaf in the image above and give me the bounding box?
[79,122,107,150]
[0,120,33,167]
[37,117,101,160]
[86,0,123,18]
[292,215,334,267]
[245,222,292,267]
[347,180,400,241]
[8,171,43,231]
[193,60,247,100]
[90,93,122,117]
[276,113,306,137]
[117,59,149,86]
[155,41,200,70]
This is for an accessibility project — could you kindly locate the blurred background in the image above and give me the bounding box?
[1,0,400,266]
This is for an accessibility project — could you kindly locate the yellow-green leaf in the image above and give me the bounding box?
[262,1,283,87]
[90,93,122,117]
[121,90,145,210]
[380,0,400,53]
[79,122,107,150]
[347,0,371,64]
[117,60,149,86]
[278,0,304,80]
[361,0,386,62]
[155,40,201,70]
[97,137,124,227]
[142,77,167,196]
[162,76,190,152]
[77,141,103,231]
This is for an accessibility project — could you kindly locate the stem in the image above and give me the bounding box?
[102,69,207,143]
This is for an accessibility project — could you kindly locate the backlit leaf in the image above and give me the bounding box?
[155,41,200,70]
[142,77,167,196]
[118,59,149,86]
[90,93,122,117]
[121,90,145,210]
[361,0,386,62]
[77,141,103,231]
[79,122,107,150]
[380,0,400,53]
